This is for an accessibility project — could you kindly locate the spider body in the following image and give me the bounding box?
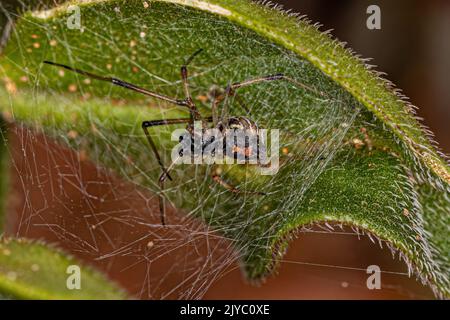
[219,116,261,162]
[177,115,262,163]
[43,49,321,225]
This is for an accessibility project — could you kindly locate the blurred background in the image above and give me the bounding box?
[1,0,448,299]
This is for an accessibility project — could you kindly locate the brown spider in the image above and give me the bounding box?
[43,49,320,225]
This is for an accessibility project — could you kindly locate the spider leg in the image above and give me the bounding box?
[211,84,229,125]
[43,60,189,107]
[158,159,180,225]
[142,116,213,225]
[142,117,212,178]
[211,86,250,126]
[180,49,204,123]
[213,74,325,126]
[142,118,196,181]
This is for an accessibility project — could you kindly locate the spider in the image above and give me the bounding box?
[43,49,321,225]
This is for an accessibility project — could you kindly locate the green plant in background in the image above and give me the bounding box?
[0,0,448,299]
[0,238,127,299]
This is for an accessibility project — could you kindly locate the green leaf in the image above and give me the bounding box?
[0,237,127,299]
[0,0,448,298]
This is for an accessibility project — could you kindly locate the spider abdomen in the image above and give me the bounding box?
[222,117,260,161]
[177,116,264,164]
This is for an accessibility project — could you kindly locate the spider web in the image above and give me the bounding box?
[0,0,433,299]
